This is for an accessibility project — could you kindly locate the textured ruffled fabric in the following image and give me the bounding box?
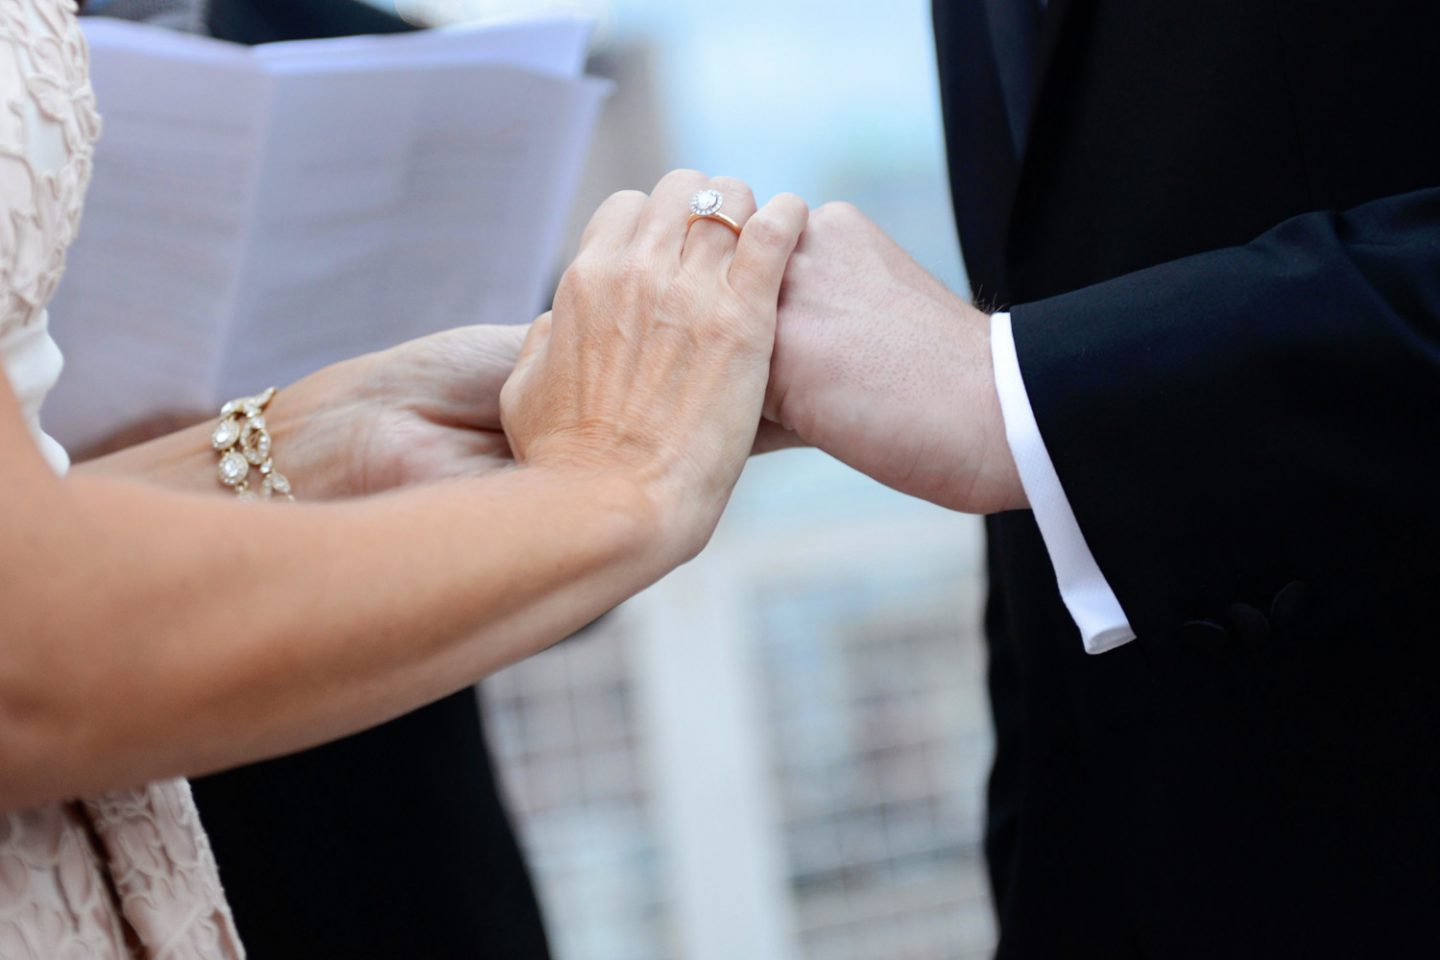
[80,783,244,959]
[0,3,244,957]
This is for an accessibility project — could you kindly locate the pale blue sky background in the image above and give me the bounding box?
[607,0,967,290]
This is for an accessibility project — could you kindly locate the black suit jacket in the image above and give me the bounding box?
[935,2,1440,957]
[205,0,411,44]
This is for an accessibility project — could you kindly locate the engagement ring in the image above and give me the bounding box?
[687,189,742,236]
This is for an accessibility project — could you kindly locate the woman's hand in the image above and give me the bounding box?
[340,324,529,494]
[255,323,531,498]
[501,170,808,559]
[76,324,530,499]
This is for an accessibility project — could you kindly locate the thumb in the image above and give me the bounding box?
[507,312,552,384]
[499,312,553,436]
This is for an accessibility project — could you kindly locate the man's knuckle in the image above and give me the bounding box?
[815,200,857,223]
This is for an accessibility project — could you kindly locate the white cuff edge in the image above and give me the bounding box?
[989,312,1136,655]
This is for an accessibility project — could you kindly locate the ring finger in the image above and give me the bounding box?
[634,169,710,262]
[681,175,756,267]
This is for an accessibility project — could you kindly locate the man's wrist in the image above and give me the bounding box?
[965,307,1028,513]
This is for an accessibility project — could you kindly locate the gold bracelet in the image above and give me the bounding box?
[212,387,294,501]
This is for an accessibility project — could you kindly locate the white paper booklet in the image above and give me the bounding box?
[45,17,609,453]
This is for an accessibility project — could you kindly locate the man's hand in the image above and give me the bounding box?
[766,202,1027,514]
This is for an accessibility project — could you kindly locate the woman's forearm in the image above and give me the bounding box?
[74,357,366,499]
[0,462,669,811]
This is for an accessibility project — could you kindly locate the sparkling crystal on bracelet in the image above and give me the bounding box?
[213,386,294,501]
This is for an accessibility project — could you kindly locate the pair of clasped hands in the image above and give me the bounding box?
[279,171,1025,555]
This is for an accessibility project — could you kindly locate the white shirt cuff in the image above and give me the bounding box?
[989,312,1136,654]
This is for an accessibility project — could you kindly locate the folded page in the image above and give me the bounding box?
[46,21,272,452]
[221,63,609,395]
[254,15,592,78]
[46,17,606,452]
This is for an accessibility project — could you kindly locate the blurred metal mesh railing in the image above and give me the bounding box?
[483,465,994,960]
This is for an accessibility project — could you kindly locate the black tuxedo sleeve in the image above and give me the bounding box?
[1009,185,1440,641]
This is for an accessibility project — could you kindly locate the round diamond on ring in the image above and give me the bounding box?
[690,189,724,217]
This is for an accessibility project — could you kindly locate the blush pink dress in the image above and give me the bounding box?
[0,2,244,956]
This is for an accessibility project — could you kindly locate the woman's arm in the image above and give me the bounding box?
[2,381,664,809]
[0,171,807,811]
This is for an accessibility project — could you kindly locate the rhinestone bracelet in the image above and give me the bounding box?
[212,387,294,501]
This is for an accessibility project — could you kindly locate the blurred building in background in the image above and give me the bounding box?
[380,2,993,958]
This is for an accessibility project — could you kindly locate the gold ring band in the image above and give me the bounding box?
[687,211,742,237]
